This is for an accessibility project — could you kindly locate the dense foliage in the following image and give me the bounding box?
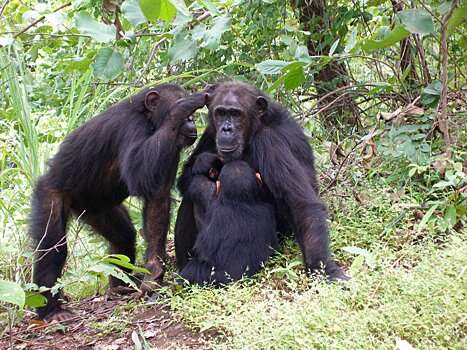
[0,0,465,348]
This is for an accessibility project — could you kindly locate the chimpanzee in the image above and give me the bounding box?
[29,83,212,321]
[180,156,279,285]
[175,81,348,281]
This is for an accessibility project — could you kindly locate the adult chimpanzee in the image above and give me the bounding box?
[175,81,348,281]
[180,156,279,285]
[29,83,212,321]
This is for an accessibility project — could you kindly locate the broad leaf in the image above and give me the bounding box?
[0,280,25,308]
[160,0,177,23]
[447,7,467,36]
[75,12,116,43]
[362,25,410,52]
[342,246,375,268]
[397,9,434,34]
[284,67,305,90]
[92,48,124,81]
[169,32,197,62]
[122,0,147,25]
[202,14,231,51]
[25,291,47,308]
[138,0,160,22]
[420,80,442,106]
[198,0,221,15]
[256,60,290,74]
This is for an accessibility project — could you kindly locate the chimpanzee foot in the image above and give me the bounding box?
[325,261,350,282]
[43,308,75,323]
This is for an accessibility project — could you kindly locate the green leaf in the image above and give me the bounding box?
[169,0,190,17]
[202,14,231,51]
[362,25,410,52]
[418,204,439,233]
[198,0,220,16]
[122,0,147,25]
[75,12,116,43]
[294,45,311,63]
[433,180,452,188]
[329,39,340,56]
[342,246,375,268]
[284,67,305,90]
[160,0,177,23]
[25,291,47,308]
[138,0,161,22]
[397,9,435,34]
[256,60,290,74]
[169,31,197,62]
[447,7,467,36]
[92,48,124,81]
[421,80,442,106]
[0,280,25,308]
[444,205,457,228]
[344,28,358,53]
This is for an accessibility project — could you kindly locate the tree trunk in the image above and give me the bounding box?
[291,0,358,128]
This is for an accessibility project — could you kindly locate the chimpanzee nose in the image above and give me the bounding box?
[221,124,232,133]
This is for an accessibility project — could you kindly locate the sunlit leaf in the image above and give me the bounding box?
[284,67,305,90]
[75,12,116,43]
[202,14,231,51]
[256,60,290,74]
[160,0,177,23]
[169,31,197,62]
[447,7,467,36]
[138,0,160,22]
[362,25,410,52]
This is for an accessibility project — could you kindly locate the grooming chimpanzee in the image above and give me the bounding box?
[175,81,348,281]
[29,83,212,321]
[180,156,279,285]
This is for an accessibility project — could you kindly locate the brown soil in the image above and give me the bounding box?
[0,294,215,350]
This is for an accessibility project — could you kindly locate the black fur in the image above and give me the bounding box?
[175,81,347,281]
[29,83,209,320]
[180,158,278,285]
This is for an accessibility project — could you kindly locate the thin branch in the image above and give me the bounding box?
[438,0,457,159]
[0,0,9,18]
[13,2,72,38]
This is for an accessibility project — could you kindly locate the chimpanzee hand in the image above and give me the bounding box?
[170,85,217,128]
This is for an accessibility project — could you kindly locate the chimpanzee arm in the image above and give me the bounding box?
[121,90,210,199]
[252,126,333,275]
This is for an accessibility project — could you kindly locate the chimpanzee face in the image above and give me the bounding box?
[208,87,268,161]
[179,114,197,146]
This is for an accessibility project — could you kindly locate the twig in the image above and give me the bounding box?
[438,0,457,159]
[0,0,9,18]
[13,2,72,38]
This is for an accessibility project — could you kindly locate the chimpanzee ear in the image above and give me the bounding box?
[256,96,268,116]
[145,91,160,112]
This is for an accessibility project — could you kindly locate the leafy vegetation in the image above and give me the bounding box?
[0,0,465,348]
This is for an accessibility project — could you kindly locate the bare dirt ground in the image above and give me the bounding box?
[0,294,215,350]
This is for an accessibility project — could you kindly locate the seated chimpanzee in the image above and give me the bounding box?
[175,81,348,281]
[179,154,279,286]
[29,84,213,321]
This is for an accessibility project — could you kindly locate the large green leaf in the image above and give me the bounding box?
[256,60,290,74]
[122,0,147,25]
[0,280,25,308]
[92,48,124,81]
[160,0,177,23]
[202,14,231,51]
[397,9,435,34]
[75,12,116,43]
[420,80,442,106]
[362,25,410,52]
[284,67,305,90]
[138,0,161,22]
[169,31,197,62]
[447,7,467,36]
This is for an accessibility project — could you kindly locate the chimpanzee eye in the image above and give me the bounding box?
[218,109,225,116]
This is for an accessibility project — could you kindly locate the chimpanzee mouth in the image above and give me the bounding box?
[183,133,198,139]
[217,145,239,153]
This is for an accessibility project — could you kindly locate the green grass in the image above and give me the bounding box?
[170,233,466,350]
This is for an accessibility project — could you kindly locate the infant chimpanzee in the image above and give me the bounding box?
[180,153,279,285]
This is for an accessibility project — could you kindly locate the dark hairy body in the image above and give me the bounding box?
[180,154,278,285]
[29,83,210,321]
[175,81,348,281]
